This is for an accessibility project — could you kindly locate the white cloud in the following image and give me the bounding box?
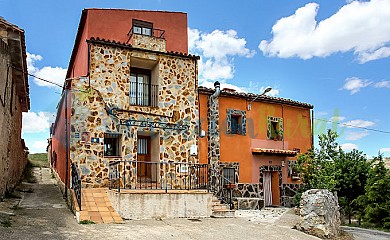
[200,81,247,93]
[345,130,369,140]
[259,0,390,63]
[343,119,375,128]
[331,116,346,122]
[379,147,390,153]
[259,86,279,97]
[189,28,255,81]
[341,77,372,94]
[22,111,55,134]
[27,140,48,154]
[27,52,66,88]
[374,80,390,88]
[341,143,358,151]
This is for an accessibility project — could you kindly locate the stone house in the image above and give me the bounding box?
[49,9,313,221]
[49,9,211,221]
[0,17,30,199]
[199,84,313,208]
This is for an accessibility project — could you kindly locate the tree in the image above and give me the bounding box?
[355,155,390,228]
[335,149,371,224]
[297,130,340,191]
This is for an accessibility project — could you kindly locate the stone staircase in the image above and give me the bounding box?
[210,196,235,218]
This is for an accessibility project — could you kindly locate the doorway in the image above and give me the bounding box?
[261,166,282,206]
[137,136,151,180]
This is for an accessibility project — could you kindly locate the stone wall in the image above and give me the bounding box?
[0,39,28,199]
[132,34,166,52]
[281,183,300,207]
[69,42,199,188]
[296,189,341,239]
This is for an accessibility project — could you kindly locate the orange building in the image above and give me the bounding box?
[199,82,313,207]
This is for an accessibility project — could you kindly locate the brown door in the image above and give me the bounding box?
[271,171,280,205]
[137,136,151,179]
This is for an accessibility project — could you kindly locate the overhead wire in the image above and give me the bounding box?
[314,118,390,134]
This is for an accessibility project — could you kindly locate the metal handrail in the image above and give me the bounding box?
[109,160,208,192]
[126,27,166,44]
[209,167,236,210]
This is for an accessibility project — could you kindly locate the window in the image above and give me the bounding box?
[267,116,283,141]
[226,109,246,135]
[133,19,153,37]
[130,67,151,106]
[104,133,121,157]
[231,115,241,134]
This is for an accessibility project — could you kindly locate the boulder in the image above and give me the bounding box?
[295,189,341,239]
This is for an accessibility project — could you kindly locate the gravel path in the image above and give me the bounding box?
[0,167,319,240]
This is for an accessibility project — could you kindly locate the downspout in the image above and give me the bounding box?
[211,81,221,99]
[311,109,314,148]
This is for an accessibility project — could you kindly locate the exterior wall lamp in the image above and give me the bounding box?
[247,87,272,111]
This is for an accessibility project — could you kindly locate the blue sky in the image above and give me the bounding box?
[1,0,389,157]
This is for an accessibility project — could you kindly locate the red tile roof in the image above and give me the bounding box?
[252,148,298,156]
[199,86,313,109]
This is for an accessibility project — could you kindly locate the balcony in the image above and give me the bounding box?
[127,27,166,52]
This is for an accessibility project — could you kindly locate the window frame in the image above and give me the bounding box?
[132,19,153,37]
[130,67,152,107]
[267,116,284,141]
[226,109,246,135]
[104,133,122,157]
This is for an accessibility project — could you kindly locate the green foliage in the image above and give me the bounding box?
[0,218,12,228]
[28,153,49,168]
[297,130,340,191]
[354,155,390,229]
[79,220,95,224]
[335,149,371,224]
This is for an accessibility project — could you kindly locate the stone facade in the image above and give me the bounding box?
[69,40,199,188]
[296,189,341,239]
[281,183,300,207]
[0,19,29,199]
[131,34,166,52]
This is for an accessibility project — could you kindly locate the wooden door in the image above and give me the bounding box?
[271,171,280,205]
[137,136,151,179]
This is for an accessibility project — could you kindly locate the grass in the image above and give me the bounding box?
[79,220,95,224]
[0,218,12,228]
[23,161,37,183]
[28,153,49,168]
[345,222,390,233]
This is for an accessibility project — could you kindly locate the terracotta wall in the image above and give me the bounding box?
[68,9,188,79]
[199,92,312,184]
[50,91,71,186]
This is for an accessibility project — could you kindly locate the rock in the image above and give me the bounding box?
[295,189,341,239]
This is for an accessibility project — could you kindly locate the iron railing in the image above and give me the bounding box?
[71,162,82,211]
[129,82,158,107]
[210,167,236,210]
[109,161,208,192]
[127,27,165,43]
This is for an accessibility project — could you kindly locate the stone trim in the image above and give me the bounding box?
[267,116,283,141]
[259,165,282,205]
[226,109,246,135]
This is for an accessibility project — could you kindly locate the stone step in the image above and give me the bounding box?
[211,209,235,218]
[211,203,229,210]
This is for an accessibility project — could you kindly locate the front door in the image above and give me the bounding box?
[263,172,272,206]
[137,136,151,180]
[263,171,280,206]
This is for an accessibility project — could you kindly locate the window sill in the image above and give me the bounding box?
[103,156,122,159]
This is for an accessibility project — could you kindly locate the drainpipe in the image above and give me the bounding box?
[211,81,221,99]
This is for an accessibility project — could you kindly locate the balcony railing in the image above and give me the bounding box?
[126,27,166,44]
[109,161,208,192]
[129,82,158,107]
